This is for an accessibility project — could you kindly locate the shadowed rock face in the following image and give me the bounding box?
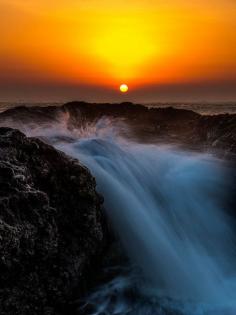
[0,102,235,156]
[194,114,236,155]
[0,127,107,315]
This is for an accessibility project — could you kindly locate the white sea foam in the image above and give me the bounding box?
[47,119,236,314]
[6,115,236,314]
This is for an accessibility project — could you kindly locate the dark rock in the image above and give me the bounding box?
[194,114,236,156]
[0,127,108,315]
[1,102,235,156]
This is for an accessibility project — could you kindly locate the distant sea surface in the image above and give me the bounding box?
[0,102,236,115]
[147,102,236,115]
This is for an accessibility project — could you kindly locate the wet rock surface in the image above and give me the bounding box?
[0,127,108,315]
[0,102,235,156]
[0,102,236,314]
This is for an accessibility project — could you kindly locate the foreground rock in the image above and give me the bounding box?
[0,128,107,315]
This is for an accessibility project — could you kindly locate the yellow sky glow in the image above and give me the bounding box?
[0,0,236,90]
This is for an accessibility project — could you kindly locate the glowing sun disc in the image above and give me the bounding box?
[120,84,128,93]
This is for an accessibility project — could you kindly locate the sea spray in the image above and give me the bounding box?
[13,117,236,314]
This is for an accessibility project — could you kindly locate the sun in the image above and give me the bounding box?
[120,84,128,93]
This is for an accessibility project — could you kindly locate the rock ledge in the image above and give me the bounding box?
[0,127,107,315]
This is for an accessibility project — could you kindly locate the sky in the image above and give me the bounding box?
[0,0,236,102]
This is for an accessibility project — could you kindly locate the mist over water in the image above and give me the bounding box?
[9,117,236,314]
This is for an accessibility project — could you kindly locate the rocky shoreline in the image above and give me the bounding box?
[0,102,235,156]
[0,102,236,314]
[0,128,109,315]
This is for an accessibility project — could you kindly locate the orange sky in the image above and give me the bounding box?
[0,0,236,101]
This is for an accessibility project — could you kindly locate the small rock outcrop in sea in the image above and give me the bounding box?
[0,127,107,315]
